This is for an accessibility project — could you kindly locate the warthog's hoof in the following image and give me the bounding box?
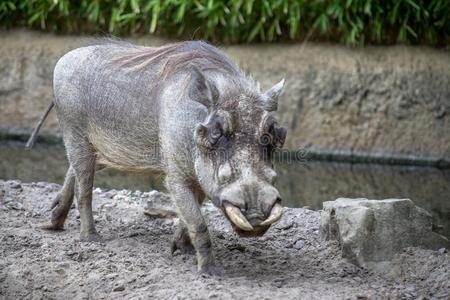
[79,232,103,243]
[38,222,64,231]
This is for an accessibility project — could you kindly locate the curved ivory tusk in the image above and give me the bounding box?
[260,203,283,226]
[224,203,254,231]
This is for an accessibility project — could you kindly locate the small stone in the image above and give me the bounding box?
[101,191,115,199]
[36,182,48,188]
[293,239,306,250]
[106,273,119,279]
[8,180,22,189]
[274,219,293,230]
[113,285,125,292]
[438,248,447,254]
[143,207,177,218]
[7,202,24,210]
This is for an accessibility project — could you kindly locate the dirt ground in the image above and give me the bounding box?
[0,180,449,300]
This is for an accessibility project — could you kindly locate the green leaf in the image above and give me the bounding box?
[150,1,160,33]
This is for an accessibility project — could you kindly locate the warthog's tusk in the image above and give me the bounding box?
[260,203,283,226]
[224,203,254,231]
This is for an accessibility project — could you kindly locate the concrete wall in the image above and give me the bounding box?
[1,29,449,162]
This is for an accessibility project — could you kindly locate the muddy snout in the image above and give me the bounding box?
[221,193,283,238]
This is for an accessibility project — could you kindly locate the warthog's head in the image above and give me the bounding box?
[190,67,287,237]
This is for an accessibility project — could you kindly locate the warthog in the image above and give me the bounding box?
[27,40,287,275]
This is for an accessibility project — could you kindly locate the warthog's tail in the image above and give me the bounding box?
[25,102,55,149]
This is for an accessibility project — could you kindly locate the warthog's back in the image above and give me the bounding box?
[53,43,166,172]
[52,40,242,173]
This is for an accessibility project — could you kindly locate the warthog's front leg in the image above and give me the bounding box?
[167,178,219,275]
[171,220,195,255]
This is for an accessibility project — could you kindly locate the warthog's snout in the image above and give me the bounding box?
[221,194,283,238]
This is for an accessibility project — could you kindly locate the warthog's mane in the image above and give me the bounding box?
[89,38,242,80]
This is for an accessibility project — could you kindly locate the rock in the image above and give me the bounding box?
[7,202,24,210]
[293,239,306,250]
[143,190,177,219]
[7,180,22,189]
[143,207,177,219]
[101,191,115,199]
[112,284,125,292]
[320,198,449,268]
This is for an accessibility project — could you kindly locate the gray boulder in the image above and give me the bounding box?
[320,198,449,268]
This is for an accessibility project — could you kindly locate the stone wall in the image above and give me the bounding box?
[1,29,449,161]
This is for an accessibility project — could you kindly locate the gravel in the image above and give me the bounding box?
[0,180,449,299]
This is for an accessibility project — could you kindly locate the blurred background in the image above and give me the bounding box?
[0,0,449,236]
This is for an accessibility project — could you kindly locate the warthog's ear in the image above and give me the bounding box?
[189,65,219,110]
[263,78,285,111]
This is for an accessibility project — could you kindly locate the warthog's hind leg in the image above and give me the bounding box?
[40,166,76,230]
[65,131,102,242]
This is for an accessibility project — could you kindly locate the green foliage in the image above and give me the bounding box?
[1,0,449,45]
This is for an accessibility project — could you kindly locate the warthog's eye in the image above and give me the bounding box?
[209,121,223,144]
[260,119,286,150]
[195,118,228,150]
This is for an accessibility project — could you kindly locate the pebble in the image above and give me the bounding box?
[105,273,119,280]
[274,219,293,230]
[101,192,115,199]
[7,202,24,210]
[8,180,22,189]
[293,239,306,250]
[113,285,125,292]
[36,182,49,188]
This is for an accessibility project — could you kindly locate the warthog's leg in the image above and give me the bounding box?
[171,189,205,255]
[171,220,195,255]
[167,178,218,275]
[65,133,101,242]
[40,166,76,230]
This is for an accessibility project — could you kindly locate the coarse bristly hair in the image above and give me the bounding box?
[90,38,237,75]
[86,38,262,95]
